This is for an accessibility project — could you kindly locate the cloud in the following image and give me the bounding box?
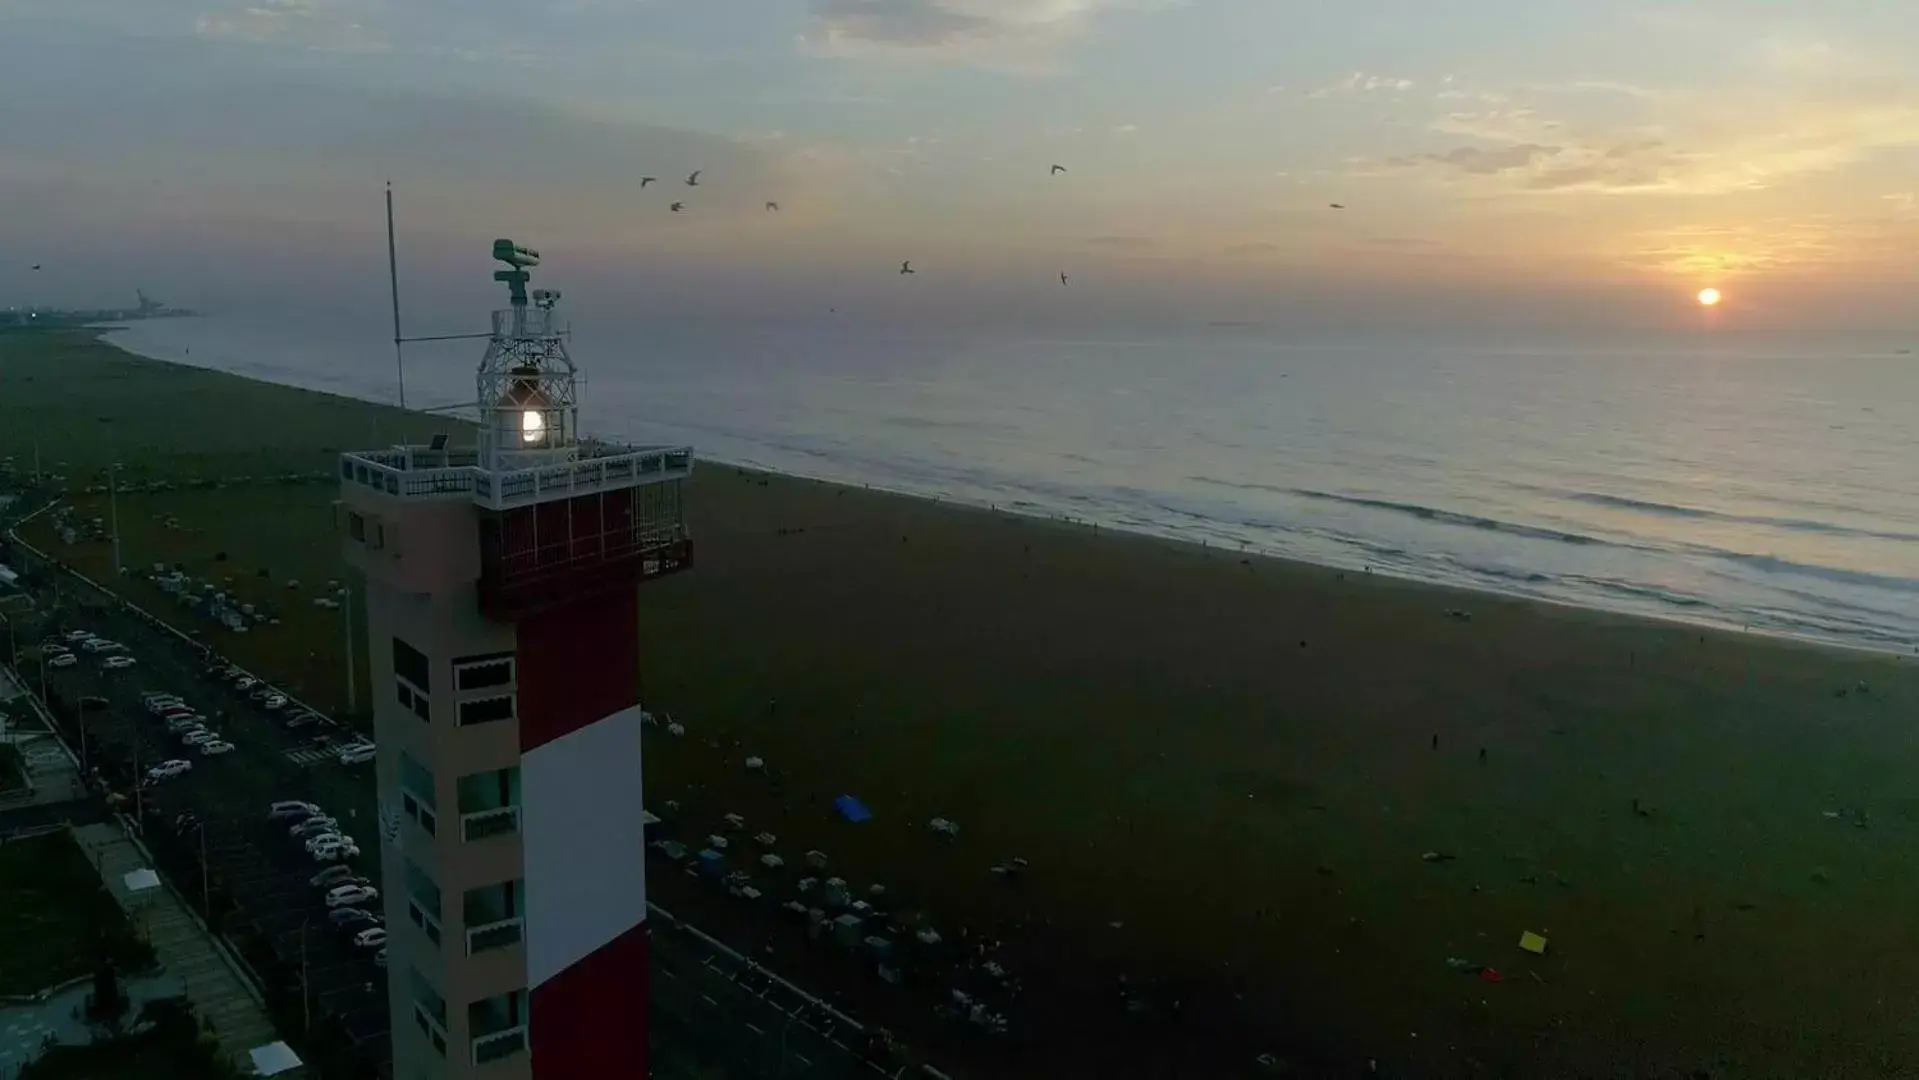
[1306,71,1415,99]
[193,0,387,52]
[1220,241,1280,256]
[1395,143,1560,175]
[1084,235,1155,249]
[798,0,1182,66]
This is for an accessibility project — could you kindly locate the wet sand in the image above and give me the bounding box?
[8,330,1919,1076]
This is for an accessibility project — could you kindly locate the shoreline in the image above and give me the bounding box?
[88,324,1915,661]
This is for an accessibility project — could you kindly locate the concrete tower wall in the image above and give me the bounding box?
[517,589,650,1076]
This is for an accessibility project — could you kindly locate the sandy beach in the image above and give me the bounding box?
[7,330,1919,1077]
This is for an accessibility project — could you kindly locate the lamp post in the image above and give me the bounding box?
[341,587,356,716]
[96,418,122,576]
[299,917,312,1032]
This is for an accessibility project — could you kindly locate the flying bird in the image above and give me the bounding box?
[1051,164,1067,175]
[670,202,684,212]
[640,177,657,188]
[900,261,915,275]
[30,264,40,271]
[765,201,780,211]
[1329,203,1345,210]
[685,170,702,187]
[1060,272,1069,285]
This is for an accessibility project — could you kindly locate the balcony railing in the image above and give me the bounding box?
[461,806,521,842]
[414,1005,448,1057]
[465,916,524,955]
[472,1025,528,1066]
[408,900,444,947]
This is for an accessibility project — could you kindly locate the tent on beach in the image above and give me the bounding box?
[833,794,873,823]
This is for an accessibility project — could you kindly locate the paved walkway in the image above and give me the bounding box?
[72,823,300,1077]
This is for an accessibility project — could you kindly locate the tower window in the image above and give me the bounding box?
[458,695,516,727]
[393,637,430,692]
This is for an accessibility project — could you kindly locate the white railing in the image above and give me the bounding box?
[342,444,693,508]
[492,306,559,339]
[460,805,520,842]
[471,1024,528,1066]
[464,916,524,955]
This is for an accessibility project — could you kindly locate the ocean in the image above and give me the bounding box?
[101,313,1919,655]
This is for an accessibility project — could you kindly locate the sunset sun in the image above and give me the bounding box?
[1697,288,1722,306]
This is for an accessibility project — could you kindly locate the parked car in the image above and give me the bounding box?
[235,676,258,690]
[48,654,77,669]
[145,759,193,780]
[165,716,205,734]
[290,817,339,839]
[325,883,379,908]
[180,730,218,747]
[270,801,323,821]
[263,693,288,711]
[101,656,137,670]
[42,644,70,657]
[284,712,325,730]
[248,687,273,702]
[306,833,354,854]
[310,839,361,863]
[80,638,122,653]
[352,927,388,950]
[373,947,387,968]
[337,744,377,766]
[199,740,236,756]
[310,865,365,889]
[63,630,93,643]
[330,909,378,932]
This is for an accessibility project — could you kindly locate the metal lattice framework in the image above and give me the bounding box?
[477,245,581,472]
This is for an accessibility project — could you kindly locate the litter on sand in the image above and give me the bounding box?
[1518,930,1549,955]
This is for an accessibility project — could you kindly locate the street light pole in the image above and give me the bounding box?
[342,587,356,715]
[108,462,122,577]
[300,919,312,1032]
[197,822,210,917]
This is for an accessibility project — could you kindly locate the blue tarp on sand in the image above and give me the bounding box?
[834,795,873,823]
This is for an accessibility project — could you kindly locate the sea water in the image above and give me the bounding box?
[102,313,1919,655]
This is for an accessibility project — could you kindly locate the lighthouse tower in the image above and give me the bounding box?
[339,240,692,1078]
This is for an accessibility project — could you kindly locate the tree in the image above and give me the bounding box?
[88,960,127,1031]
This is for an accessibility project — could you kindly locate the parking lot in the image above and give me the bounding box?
[31,588,894,1079]
[36,601,393,1063]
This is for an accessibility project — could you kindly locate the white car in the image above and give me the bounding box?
[43,644,71,657]
[270,801,323,821]
[63,630,93,643]
[80,638,119,653]
[199,740,236,756]
[310,865,365,889]
[48,654,77,669]
[263,694,288,711]
[311,840,361,863]
[325,883,379,908]
[336,744,376,766]
[180,729,217,746]
[353,926,388,949]
[102,656,137,670]
[235,677,258,690]
[290,816,339,838]
[307,833,354,853]
[165,716,205,733]
[145,759,193,780]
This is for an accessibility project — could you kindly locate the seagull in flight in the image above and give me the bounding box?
[1329,203,1345,210]
[900,261,915,275]
[685,170,702,187]
[1059,272,1069,285]
[670,202,684,212]
[640,177,657,189]
[30,264,41,271]
[765,201,780,212]
[1051,164,1067,175]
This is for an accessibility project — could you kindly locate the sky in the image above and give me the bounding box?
[2,0,1917,337]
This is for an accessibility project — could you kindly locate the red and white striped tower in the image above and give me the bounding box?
[341,239,692,1079]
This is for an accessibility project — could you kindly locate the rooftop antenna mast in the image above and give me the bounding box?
[386,181,407,410]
